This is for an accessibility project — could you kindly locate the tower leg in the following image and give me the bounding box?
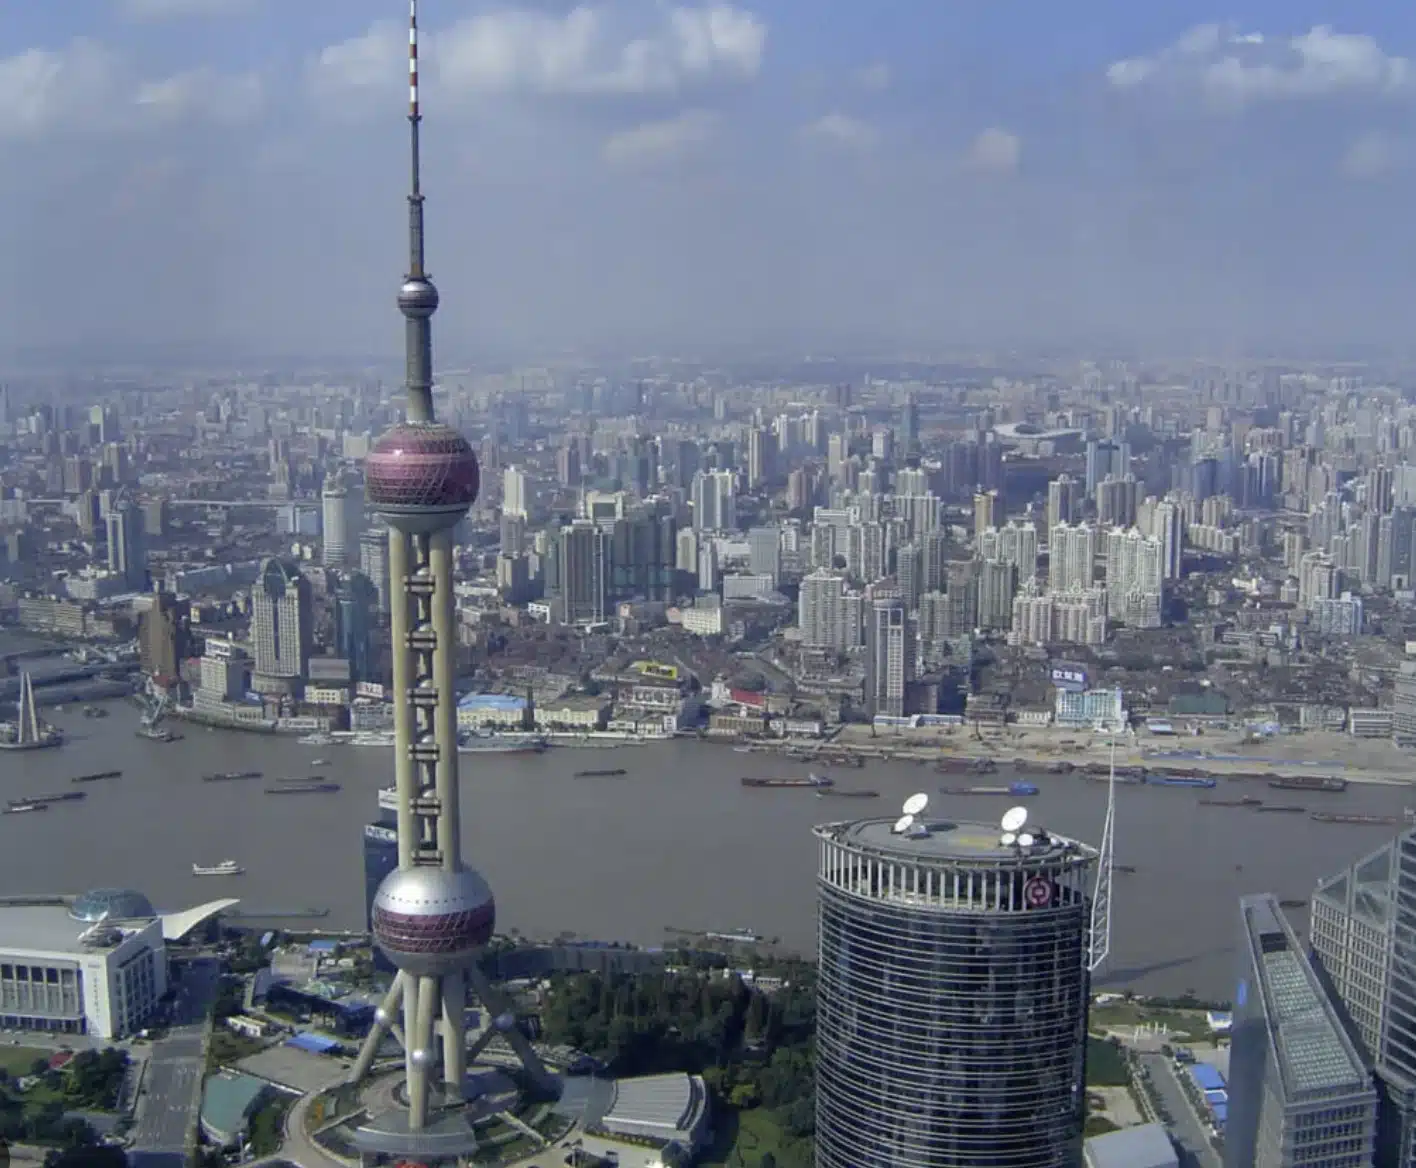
[441,970,466,1098]
[349,975,405,1083]
[407,974,438,1129]
[466,965,553,1090]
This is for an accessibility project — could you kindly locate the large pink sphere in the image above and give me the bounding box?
[372,866,496,976]
[365,422,480,532]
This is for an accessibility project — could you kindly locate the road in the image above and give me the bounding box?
[129,957,221,1168]
[1139,1053,1221,1168]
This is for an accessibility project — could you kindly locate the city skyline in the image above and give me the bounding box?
[8,5,1416,358]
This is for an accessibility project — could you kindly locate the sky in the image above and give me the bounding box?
[4,1,1416,362]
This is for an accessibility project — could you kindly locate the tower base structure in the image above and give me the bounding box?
[345,963,558,1165]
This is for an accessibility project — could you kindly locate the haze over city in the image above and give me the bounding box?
[6,1,1416,359]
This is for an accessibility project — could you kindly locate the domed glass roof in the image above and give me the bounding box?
[69,888,156,923]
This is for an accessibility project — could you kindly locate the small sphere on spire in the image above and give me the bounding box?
[398,277,439,319]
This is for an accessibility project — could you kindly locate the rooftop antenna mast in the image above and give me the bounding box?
[1088,731,1117,973]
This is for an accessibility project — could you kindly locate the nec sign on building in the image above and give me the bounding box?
[1050,665,1088,693]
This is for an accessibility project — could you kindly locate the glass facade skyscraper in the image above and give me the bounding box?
[1225,894,1376,1167]
[1311,829,1416,1165]
[813,815,1095,1167]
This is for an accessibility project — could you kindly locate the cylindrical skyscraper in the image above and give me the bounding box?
[813,808,1095,1168]
[346,4,550,1159]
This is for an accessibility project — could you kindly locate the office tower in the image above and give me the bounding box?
[871,428,894,463]
[334,572,378,683]
[814,810,1096,1167]
[250,558,312,693]
[1047,475,1077,533]
[138,590,190,680]
[974,489,1001,542]
[864,592,912,717]
[1049,523,1098,592]
[502,465,528,518]
[1225,895,1376,1168]
[347,14,551,1151]
[609,510,676,602]
[321,479,351,566]
[798,569,862,650]
[559,520,609,624]
[1311,830,1416,1161]
[555,441,581,488]
[747,426,776,489]
[748,526,781,585]
[105,501,146,590]
[827,433,849,483]
[358,527,391,615]
[1086,438,1130,496]
[691,469,736,532]
[900,392,919,451]
[363,816,399,976]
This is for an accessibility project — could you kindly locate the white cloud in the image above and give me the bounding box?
[853,62,891,91]
[965,127,1020,174]
[312,3,766,103]
[136,68,263,124]
[602,109,718,165]
[1342,130,1400,178]
[1107,24,1415,107]
[802,113,876,149]
[0,41,124,139]
[0,40,263,141]
[119,0,254,19]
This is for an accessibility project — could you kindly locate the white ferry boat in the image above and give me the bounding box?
[192,860,244,877]
[298,732,338,746]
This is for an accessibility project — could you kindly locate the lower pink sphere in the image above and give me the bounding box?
[365,422,480,532]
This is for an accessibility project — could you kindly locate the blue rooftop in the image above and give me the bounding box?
[1189,1063,1225,1092]
[457,693,527,710]
[286,1032,341,1054]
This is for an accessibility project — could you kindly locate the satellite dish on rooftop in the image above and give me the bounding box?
[1018,832,1036,848]
[903,792,929,817]
[1000,832,1017,846]
[1001,806,1029,834]
[893,814,915,835]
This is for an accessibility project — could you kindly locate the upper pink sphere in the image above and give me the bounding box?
[365,422,479,531]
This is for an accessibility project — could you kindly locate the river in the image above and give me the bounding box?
[3,700,1410,1000]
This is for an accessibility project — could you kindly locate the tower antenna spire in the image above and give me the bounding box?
[407,0,425,275]
[396,0,438,423]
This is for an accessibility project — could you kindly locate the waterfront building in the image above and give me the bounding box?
[814,813,1095,1167]
[1054,687,1126,730]
[105,501,146,590]
[798,569,862,650]
[0,888,235,1039]
[138,589,190,680]
[1225,894,1376,1168]
[864,591,912,718]
[250,558,312,694]
[559,520,610,625]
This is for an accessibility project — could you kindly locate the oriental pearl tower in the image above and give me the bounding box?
[346,2,551,1158]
